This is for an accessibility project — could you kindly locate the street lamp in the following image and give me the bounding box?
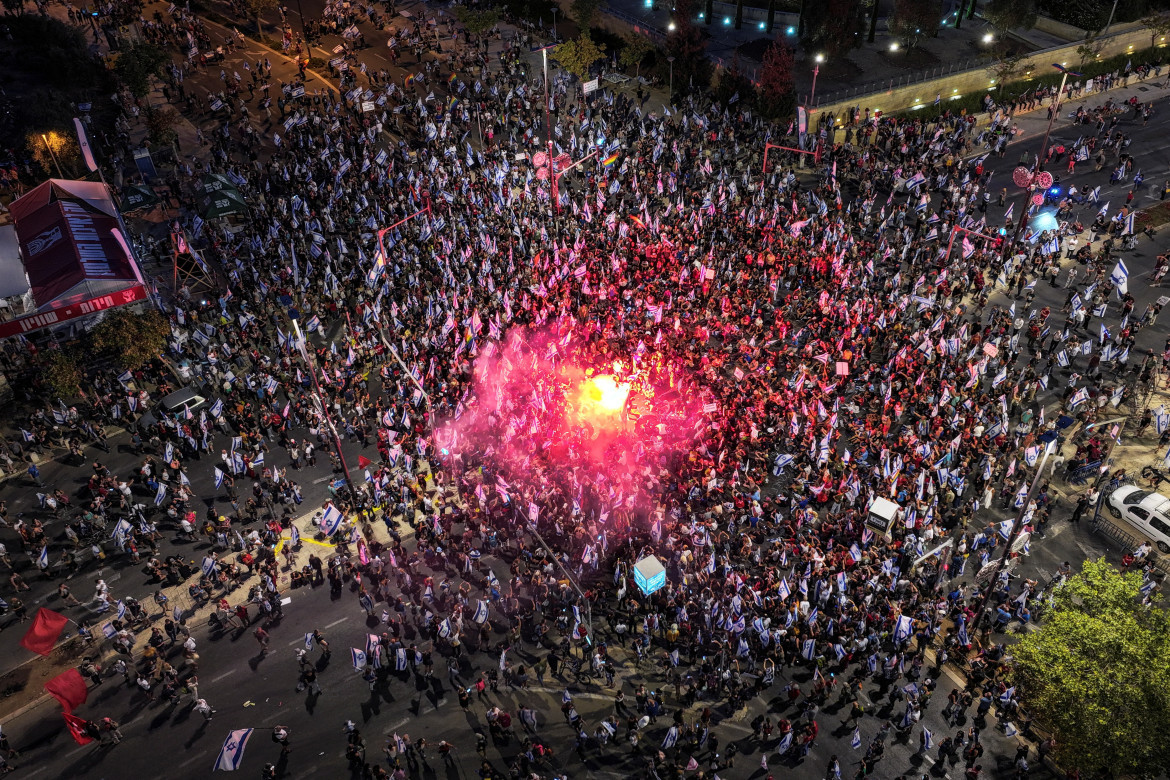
[810,54,824,107]
[535,43,557,220]
[291,319,354,493]
[41,133,64,178]
[667,55,675,99]
[550,7,559,41]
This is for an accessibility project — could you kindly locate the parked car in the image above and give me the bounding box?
[1106,485,1170,553]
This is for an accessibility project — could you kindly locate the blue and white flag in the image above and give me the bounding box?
[320,505,344,536]
[851,729,862,749]
[801,638,816,660]
[38,545,49,569]
[777,730,793,753]
[116,599,126,619]
[213,728,254,771]
[214,467,225,488]
[289,524,300,545]
[351,648,367,670]
[304,632,315,650]
[922,727,933,750]
[154,483,167,506]
[1000,685,1016,703]
[473,599,489,624]
[777,578,790,600]
[661,726,679,748]
[894,614,914,643]
[1110,260,1129,295]
[202,555,217,577]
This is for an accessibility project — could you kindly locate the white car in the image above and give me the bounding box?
[1106,485,1170,553]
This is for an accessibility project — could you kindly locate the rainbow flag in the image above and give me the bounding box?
[602,151,620,167]
[404,74,415,86]
[447,73,458,84]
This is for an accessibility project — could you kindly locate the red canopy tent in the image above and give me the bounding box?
[6,179,143,310]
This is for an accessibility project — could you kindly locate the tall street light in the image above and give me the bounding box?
[667,55,675,100]
[809,53,824,107]
[534,43,558,221]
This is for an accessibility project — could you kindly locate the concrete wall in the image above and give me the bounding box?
[814,25,1160,119]
[1032,14,1089,43]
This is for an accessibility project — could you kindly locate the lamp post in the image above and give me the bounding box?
[667,55,675,99]
[534,43,557,221]
[809,54,824,108]
[291,319,354,493]
[550,7,559,41]
[41,134,64,178]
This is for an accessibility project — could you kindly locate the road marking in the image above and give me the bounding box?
[324,617,349,629]
[211,669,238,683]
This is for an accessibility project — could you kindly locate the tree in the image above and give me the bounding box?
[143,105,181,149]
[1141,11,1170,48]
[866,0,879,41]
[1038,0,1108,32]
[983,0,1037,32]
[39,349,84,398]
[1075,34,1104,66]
[734,0,744,29]
[758,37,796,119]
[800,0,863,58]
[713,59,755,105]
[242,0,279,34]
[888,0,941,49]
[664,0,712,94]
[1012,559,1170,777]
[766,0,778,33]
[553,34,606,81]
[89,309,170,372]
[453,5,501,35]
[27,129,80,177]
[1,0,23,15]
[113,42,166,99]
[986,49,1034,87]
[619,33,654,79]
[570,0,601,31]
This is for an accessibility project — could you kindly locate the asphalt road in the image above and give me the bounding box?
[4,3,1170,779]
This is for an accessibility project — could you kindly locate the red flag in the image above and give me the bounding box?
[20,608,68,656]
[62,713,94,745]
[45,668,88,714]
[357,455,372,469]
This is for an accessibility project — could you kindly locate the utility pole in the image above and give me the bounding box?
[291,319,354,492]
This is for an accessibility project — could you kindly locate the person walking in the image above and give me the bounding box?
[193,698,215,721]
[272,726,291,755]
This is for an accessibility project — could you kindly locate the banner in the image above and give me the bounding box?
[73,117,98,172]
[0,284,147,339]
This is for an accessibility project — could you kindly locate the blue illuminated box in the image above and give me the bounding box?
[634,555,666,596]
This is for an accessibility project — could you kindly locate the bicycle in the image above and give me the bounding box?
[565,658,595,684]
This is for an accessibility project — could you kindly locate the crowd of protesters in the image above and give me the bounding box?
[0,0,1168,777]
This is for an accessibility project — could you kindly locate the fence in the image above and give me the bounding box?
[1090,516,1170,576]
[810,57,986,108]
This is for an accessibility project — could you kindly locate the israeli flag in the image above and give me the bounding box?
[437,618,453,639]
[395,648,407,670]
[320,505,344,536]
[957,619,970,646]
[894,614,914,643]
[848,544,862,563]
[209,399,224,418]
[661,726,679,748]
[289,524,300,545]
[351,648,367,670]
[851,729,862,749]
[777,578,791,600]
[213,728,254,771]
[801,638,816,660]
[38,545,49,569]
[214,467,225,488]
[154,483,167,506]
[202,555,218,577]
[164,443,174,463]
[777,730,793,753]
[473,599,490,624]
[1110,260,1129,294]
[116,600,126,619]
[1000,685,1016,703]
[304,632,315,650]
[922,727,933,750]
[173,605,182,622]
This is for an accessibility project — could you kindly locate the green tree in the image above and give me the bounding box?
[888,0,941,48]
[453,5,501,35]
[570,0,601,31]
[143,105,181,148]
[39,349,84,398]
[1,0,23,16]
[619,33,654,78]
[801,0,863,57]
[1141,10,1170,48]
[27,129,80,178]
[1012,559,1170,777]
[866,0,880,41]
[1075,34,1104,66]
[983,0,1037,32]
[242,0,279,34]
[90,309,170,372]
[1038,0,1108,31]
[986,49,1034,86]
[113,42,166,99]
[553,34,606,81]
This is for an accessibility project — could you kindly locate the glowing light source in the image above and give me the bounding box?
[587,375,631,412]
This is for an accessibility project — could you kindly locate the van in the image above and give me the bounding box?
[139,387,210,429]
[865,497,902,539]
[1106,486,1170,553]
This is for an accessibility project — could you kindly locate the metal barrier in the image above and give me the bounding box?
[601,5,668,44]
[1089,517,1170,576]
